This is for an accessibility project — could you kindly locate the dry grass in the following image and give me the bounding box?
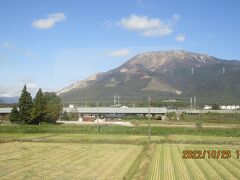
[0,142,142,179]
[0,133,240,179]
[148,144,240,180]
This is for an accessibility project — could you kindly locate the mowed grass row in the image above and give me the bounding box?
[148,144,240,180]
[0,142,142,180]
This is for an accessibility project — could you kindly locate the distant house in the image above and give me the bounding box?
[120,106,128,108]
[203,105,212,110]
[220,105,239,110]
[69,104,75,108]
[82,116,95,122]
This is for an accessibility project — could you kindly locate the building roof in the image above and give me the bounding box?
[63,107,167,114]
[0,108,12,114]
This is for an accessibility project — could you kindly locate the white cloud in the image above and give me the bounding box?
[2,42,14,48]
[118,15,160,31]
[26,50,34,57]
[32,13,66,29]
[108,49,131,57]
[117,14,180,37]
[0,83,38,97]
[0,54,5,63]
[0,80,56,97]
[1,42,35,59]
[176,34,186,42]
[136,0,145,8]
[172,14,181,21]
[0,85,20,97]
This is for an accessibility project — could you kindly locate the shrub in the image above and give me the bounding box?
[195,120,203,128]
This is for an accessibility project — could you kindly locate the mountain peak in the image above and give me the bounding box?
[58,50,240,103]
[121,50,219,71]
[137,50,211,57]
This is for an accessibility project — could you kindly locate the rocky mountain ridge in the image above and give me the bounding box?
[58,50,240,104]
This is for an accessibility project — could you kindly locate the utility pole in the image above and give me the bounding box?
[117,95,120,107]
[97,101,99,134]
[223,67,225,75]
[191,67,194,75]
[73,105,79,121]
[190,97,193,109]
[113,94,116,114]
[148,95,151,144]
[194,96,196,109]
[132,99,135,107]
[59,101,62,121]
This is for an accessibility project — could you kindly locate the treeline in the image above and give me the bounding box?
[10,85,61,124]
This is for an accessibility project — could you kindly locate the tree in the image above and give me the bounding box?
[44,92,62,123]
[19,85,33,124]
[31,89,46,124]
[212,103,220,110]
[68,112,79,121]
[62,111,69,120]
[9,105,20,123]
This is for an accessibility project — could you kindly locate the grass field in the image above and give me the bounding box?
[148,144,240,180]
[1,133,240,145]
[0,125,239,179]
[0,141,239,179]
[0,142,142,179]
[0,124,240,137]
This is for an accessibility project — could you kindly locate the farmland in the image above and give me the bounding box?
[148,144,240,180]
[0,124,240,137]
[0,140,239,179]
[0,125,240,179]
[0,142,142,179]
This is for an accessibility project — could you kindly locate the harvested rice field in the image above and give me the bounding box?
[0,134,240,180]
[0,142,142,179]
[148,144,240,180]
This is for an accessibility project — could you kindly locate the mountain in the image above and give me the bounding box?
[0,96,19,104]
[0,99,5,104]
[58,50,240,104]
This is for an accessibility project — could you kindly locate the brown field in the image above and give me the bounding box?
[148,144,240,180]
[0,142,142,179]
[0,133,240,179]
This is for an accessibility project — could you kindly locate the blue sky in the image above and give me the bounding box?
[0,0,240,96]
